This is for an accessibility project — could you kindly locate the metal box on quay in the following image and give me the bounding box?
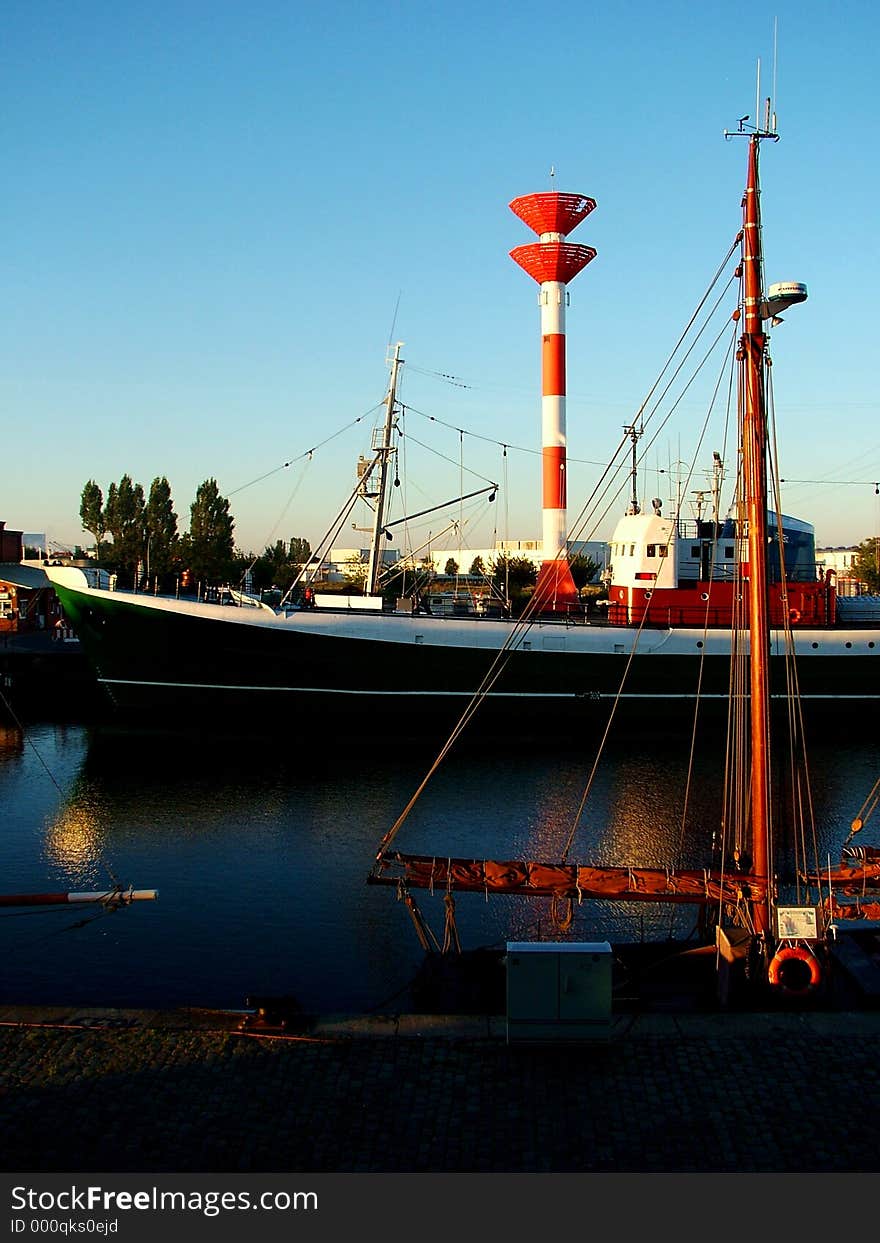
[505,941,612,1042]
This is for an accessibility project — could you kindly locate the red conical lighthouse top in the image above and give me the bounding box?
[509,192,596,237]
[509,241,597,285]
[509,189,597,285]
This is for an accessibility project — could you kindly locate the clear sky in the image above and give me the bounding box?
[3,0,878,559]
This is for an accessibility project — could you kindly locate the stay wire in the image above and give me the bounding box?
[375,253,742,860]
[226,405,384,498]
[561,316,740,862]
[566,296,738,557]
[398,424,499,487]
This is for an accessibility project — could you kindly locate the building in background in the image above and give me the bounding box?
[817,546,865,596]
[0,521,23,563]
[1,521,70,636]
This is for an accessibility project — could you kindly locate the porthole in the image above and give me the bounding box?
[811,642,819,649]
[696,640,703,648]
[845,642,852,649]
[700,592,709,602]
[870,642,875,649]
[644,590,653,600]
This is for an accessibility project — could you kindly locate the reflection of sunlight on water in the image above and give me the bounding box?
[517,773,585,860]
[591,752,711,868]
[44,786,108,886]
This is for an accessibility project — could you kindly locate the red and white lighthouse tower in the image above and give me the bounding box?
[509,190,596,610]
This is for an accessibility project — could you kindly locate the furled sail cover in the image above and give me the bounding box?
[369,853,767,905]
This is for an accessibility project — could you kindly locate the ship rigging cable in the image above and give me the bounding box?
[375,245,748,865]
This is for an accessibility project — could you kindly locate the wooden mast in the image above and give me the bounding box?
[739,129,773,938]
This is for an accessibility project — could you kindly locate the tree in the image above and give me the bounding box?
[144,477,179,578]
[852,537,880,594]
[104,475,146,582]
[288,537,312,567]
[188,479,235,582]
[343,552,367,589]
[569,553,599,592]
[241,536,315,594]
[79,480,106,559]
[490,553,537,614]
[469,555,485,576]
[444,557,459,576]
[490,554,537,592]
[260,540,293,588]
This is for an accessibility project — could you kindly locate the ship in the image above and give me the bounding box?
[42,146,879,733]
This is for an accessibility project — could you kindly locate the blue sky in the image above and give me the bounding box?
[3,0,878,558]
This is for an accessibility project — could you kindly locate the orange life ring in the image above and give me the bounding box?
[767,944,821,997]
[788,608,802,625]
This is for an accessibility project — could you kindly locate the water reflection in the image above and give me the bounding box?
[0,723,24,760]
[44,804,105,877]
[0,717,877,1013]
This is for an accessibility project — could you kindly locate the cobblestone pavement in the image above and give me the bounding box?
[2,1007,880,1174]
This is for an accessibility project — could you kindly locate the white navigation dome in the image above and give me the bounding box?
[763,281,808,319]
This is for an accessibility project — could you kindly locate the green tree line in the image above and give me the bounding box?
[79,476,312,594]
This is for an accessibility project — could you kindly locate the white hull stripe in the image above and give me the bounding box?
[97,678,866,702]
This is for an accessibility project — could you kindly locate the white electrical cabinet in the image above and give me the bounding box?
[505,942,612,1042]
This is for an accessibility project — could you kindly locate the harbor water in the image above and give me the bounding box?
[1,711,877,1015]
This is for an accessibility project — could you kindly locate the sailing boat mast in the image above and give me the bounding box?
[739,126,774,936]
[365,342,403,597]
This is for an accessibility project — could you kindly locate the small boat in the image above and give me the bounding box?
[368,104,880,1009]
[40,122,879,732]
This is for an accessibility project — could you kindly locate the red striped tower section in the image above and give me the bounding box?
[509,191,596,611]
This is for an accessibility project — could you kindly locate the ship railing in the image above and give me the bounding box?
[673,519,740,540]
[675,566,739,583]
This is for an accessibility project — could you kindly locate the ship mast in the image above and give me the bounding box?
[625,424,641,514]
[738,118,775,937]
[365,342,403,597]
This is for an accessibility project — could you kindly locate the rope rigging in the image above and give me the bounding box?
[843,776,880,848]
[374,235,749,874]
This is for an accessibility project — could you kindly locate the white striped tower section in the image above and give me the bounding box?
[509,192,596,611]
